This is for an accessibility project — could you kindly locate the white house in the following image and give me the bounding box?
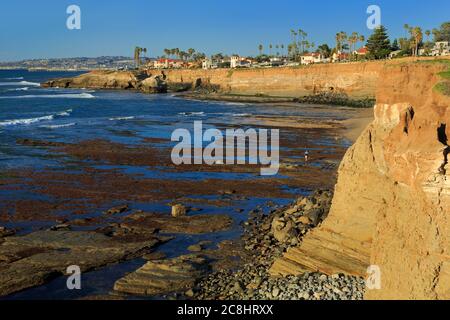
[230,55,252,68]
[431,41,450,56]
[300,52,328,65]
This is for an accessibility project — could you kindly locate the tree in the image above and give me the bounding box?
[258,44,264,55]
[391,39,400,51]
[269,44,273,56]
[366,26,391,60]
[317,44,332,58]
[409,26,423,56]
[187,48,196,60]
[433,22,450,42]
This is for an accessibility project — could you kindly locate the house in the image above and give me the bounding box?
[332,51,350,63]
[389,50,402,59]
[230,55,252,68]
[202,58,219,70]
[431,41,450,56]
[300,52,327,65]
[152,58,185,69]
[354,47,368,56]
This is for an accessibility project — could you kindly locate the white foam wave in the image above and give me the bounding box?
[40,122,76,129]
[0,115,54,126]
[178,112,205,116]
[109,116,135,121]
[57,109,73,117]
[233,113,250,117]
[2,77,24,80]
[7,87,29,91]
[0,81,40,86]
[0,108,74,127]
[0,93,95,99]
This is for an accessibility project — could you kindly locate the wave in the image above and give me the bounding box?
[57,109,73,117]
[0,108,73,127]
[232,113,251,117]
[178,112,205,116]
[2,77,24,80]
[0,115,54,126]
[109,116,135,121]
[7,87,29,91]
[40,122,76,129]
[0,81,40,86]
[0,93,95,99]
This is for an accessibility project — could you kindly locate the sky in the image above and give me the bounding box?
[0,0,449,61]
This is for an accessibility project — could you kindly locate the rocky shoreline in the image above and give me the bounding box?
[191,190,366,300]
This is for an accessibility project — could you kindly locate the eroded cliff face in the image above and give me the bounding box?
[159,62,382,99]
[271,60,450,300]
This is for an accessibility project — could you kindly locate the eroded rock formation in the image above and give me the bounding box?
[271,59,450,300]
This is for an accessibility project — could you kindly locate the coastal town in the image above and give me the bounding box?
[1,23,449,72]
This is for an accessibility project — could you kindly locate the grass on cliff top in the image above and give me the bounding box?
[416,59,450,96]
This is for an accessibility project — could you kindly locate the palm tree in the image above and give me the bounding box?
[187,48,196,60]
[411,27,423,56]
[425,30,431,42]
[269,44,273,56]
[281,44,285,57]
[163,48,170,58]
[404,24,410,38]
[258,44,264,56]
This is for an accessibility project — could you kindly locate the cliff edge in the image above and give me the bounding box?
[270,58,450,300]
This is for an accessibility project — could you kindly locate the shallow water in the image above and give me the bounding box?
[0,70,346,299]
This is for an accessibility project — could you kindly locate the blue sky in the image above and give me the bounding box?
[0,0,449,61]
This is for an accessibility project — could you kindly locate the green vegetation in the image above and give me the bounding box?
[366,26,391,59]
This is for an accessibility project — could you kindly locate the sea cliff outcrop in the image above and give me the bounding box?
[270,59,450,300]
[42,70,168,93]
[41,62,384,100]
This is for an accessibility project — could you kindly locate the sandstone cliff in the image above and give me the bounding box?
[42,70,167,93]
[41,62,384,99]
[270,59,450,300]
[155,62,382,99]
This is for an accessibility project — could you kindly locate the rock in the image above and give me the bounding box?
[171,204,186,217]
[143,251,166,261]
[185,289,195,297]
[114,254,209,296]
[272,287,280,298]
[49,224,71,231]
[297,216,311,225]
[104,204,129,215]
[120,211,232,235]
[188,244,203,252]
[0,230,167,297]
[0,227,15,238]
[139,75,167,93]
[271,217,297,243]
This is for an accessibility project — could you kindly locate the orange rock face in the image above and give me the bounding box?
[271,58,450,300]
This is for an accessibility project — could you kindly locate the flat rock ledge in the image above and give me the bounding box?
[104,211,233,235]
[0,230,167,297]
[114,254,209,296]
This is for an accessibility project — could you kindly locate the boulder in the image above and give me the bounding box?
[171,204,186,217]
[114,254,209,296]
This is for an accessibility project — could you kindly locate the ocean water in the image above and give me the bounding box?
[0,70,338,299]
